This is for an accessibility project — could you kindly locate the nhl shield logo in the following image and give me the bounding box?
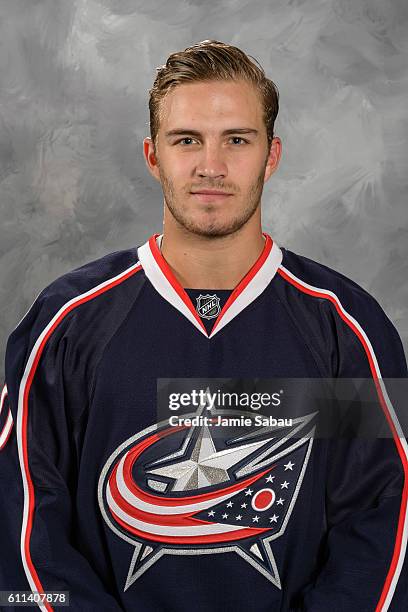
[196,294,221,319]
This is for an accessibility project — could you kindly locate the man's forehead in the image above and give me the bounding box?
[159,80,263,129]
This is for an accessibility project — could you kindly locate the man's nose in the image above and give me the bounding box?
[195,144,228,180]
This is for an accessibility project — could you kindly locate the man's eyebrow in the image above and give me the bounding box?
[164,128,259,138]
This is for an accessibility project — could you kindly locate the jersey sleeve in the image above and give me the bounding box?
[298,295,408,611]
[0,290,124,612]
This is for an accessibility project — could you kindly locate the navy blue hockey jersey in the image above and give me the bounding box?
[1,232,407,611]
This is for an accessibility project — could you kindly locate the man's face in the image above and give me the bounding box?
[144,79,281,237]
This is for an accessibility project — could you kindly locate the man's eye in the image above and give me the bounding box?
[178,137,197,145]
[230,137,247,145]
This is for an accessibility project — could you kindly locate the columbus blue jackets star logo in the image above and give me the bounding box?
[98,392,316,591]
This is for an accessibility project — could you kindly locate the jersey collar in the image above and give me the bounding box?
[137,232,282,339]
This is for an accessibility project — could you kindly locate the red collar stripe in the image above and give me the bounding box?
[148,234,207,334]
[212,233,272,334]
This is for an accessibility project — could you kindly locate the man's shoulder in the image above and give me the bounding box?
[279,246,385,316]
[278,246,407,376]
[42,245,142,301]
[11,245,144,339]
[280,247,371,301]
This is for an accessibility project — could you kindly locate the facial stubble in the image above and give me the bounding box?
[158,163,267,238]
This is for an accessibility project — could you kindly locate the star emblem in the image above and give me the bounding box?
[98,390,317,594]
[147,425,274,491]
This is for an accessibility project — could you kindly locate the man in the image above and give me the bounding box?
[0,40,407,611]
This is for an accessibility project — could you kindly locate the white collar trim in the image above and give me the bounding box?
[137,233,282,339]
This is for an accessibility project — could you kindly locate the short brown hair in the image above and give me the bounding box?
[148,40,279,150]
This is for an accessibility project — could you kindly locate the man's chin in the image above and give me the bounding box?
[179,218,246,238]
[164,199,260,237]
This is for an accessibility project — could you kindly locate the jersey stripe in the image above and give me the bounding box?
[0,384,13,451]
[278,264,408,612]
[16,262,142,612]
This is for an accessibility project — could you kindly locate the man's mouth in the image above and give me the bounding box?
[190,189,233,201]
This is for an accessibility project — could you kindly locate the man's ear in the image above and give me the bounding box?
[143,137,161,182]
[264,136,282,183]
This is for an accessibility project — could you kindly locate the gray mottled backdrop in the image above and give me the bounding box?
[1,0,407,373]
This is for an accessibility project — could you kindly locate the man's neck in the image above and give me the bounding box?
[159,223,266,290]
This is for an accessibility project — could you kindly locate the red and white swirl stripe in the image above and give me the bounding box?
[106,426,269,544]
